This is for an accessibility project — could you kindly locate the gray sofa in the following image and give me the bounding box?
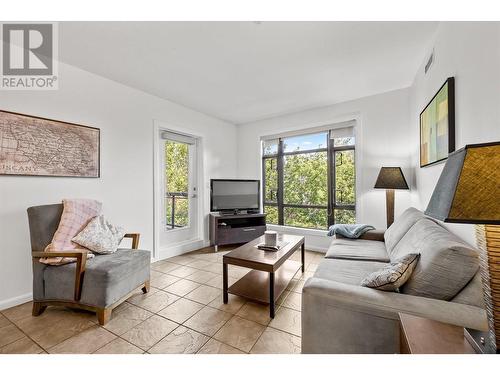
[302,207,488,353]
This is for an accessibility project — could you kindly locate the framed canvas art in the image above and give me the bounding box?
[0,110,100,177]
[420,77,455,167]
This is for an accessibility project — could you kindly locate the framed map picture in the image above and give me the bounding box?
[0,110,100,177]
[420,77,455,167]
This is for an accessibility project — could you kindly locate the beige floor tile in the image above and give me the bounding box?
[94,337,144,354]
[151,262,181,274]
[103,304,152,335]
[276,290,290,306]
[185,285,221,305]
[290,279,306,293]
[0,324,25,347]
[168,266,197,278]
[203,262,223,275]
[184,306,232,336]
[204,274,238,289]
[185,270,218,284]
[0,336,44,354]
[228,266,251,279]
[1,301,33,323]
[306,263,318,272]
[250,327,301,354]
[128,289,180,313]
[164,255,196,266]
[197,338,245,354]
[208,294,246,314]
[164,279,202,296]
[151,272,181,289]
[189,253,219,262]
[236,302,271,325]
[48,326,116,354]
[121,315,178,350]
[127,287,161,305]
[188,260,214,270]
[298,271,315,281]
[157,298,204,324]
[0,314,11,329]
[14,308,96,349]
[214,316,265,353]
[269,307,301,337]
[148,326,209,354]
[281,292,302,311]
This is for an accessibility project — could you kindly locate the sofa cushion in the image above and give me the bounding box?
[43,248,150,307]
[326,238,390,263]
[314,258,388,285]
[384,207,425,254]
[392,219,479,300]
[361,253,420,292]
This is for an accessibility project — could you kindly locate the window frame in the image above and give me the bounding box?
[262,130,355,229]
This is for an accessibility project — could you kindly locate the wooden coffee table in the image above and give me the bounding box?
[222,234,305,318]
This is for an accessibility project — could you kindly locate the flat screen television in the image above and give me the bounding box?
[210,179,260,213]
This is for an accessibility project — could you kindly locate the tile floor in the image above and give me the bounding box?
[0,247,324,354]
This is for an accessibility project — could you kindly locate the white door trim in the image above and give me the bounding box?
[153,120,205,261]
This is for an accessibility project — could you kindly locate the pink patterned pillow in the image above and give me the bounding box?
[40,199,102,265]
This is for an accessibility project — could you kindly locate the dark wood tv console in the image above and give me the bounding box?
[209,212,266,251]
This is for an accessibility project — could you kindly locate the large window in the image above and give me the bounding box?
[262,128,355,229]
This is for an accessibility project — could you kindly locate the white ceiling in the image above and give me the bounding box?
[59,22,438,124]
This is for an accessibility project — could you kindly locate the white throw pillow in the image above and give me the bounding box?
[72,215,125,254]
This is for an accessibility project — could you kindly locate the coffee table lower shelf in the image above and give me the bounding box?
[227,260,302,304]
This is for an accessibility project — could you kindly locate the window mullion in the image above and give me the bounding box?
[277,138,284,225]
[327,132,334,227]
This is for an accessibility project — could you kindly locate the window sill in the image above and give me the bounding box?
[267,224,328,237]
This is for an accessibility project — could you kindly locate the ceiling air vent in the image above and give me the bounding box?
[424,51,434,74]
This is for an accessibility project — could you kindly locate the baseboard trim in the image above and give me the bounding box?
[155,238,207,262]
[0,292,32,310]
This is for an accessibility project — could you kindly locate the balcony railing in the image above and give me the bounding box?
[166,192,188,229]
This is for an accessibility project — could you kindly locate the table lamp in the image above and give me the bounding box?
[374,167,409,228]
[424,141,500,354]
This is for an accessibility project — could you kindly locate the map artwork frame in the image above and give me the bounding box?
[0,110,100,177]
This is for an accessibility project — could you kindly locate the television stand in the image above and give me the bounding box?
[209,212,266,252]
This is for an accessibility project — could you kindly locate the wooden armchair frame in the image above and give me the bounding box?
[31,232,150,325]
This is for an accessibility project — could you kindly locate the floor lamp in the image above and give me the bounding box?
[374,167,409,228]
[424,141,500,354]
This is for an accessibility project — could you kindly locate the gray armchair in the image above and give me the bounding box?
[27,204,151,325]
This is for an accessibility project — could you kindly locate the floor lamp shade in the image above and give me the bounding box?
[424,141,500,354]
[374,167,409,228]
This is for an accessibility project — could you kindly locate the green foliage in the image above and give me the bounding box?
[165,141,189,228]
[264,146,356,229]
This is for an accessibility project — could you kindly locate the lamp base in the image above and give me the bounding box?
[385,189,394,228]
[475,224,500,354]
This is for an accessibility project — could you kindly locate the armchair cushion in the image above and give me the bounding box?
[43,248,150,307]
[41,199,102,265]
[72,215,125,254]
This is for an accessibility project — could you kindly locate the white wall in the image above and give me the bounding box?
[409,22,500,245]
[236,88,413,251]
[0,62,237,309]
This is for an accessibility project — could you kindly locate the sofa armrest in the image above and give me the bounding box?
[303,277,487,331]
[124,233,140,249]
[335,229,385,242]
[32,250,88,301]
[301,277,487,353]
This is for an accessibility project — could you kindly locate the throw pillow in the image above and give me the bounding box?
[361,253,420,292]
[40,199,102,265]
[72,215,125,254]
